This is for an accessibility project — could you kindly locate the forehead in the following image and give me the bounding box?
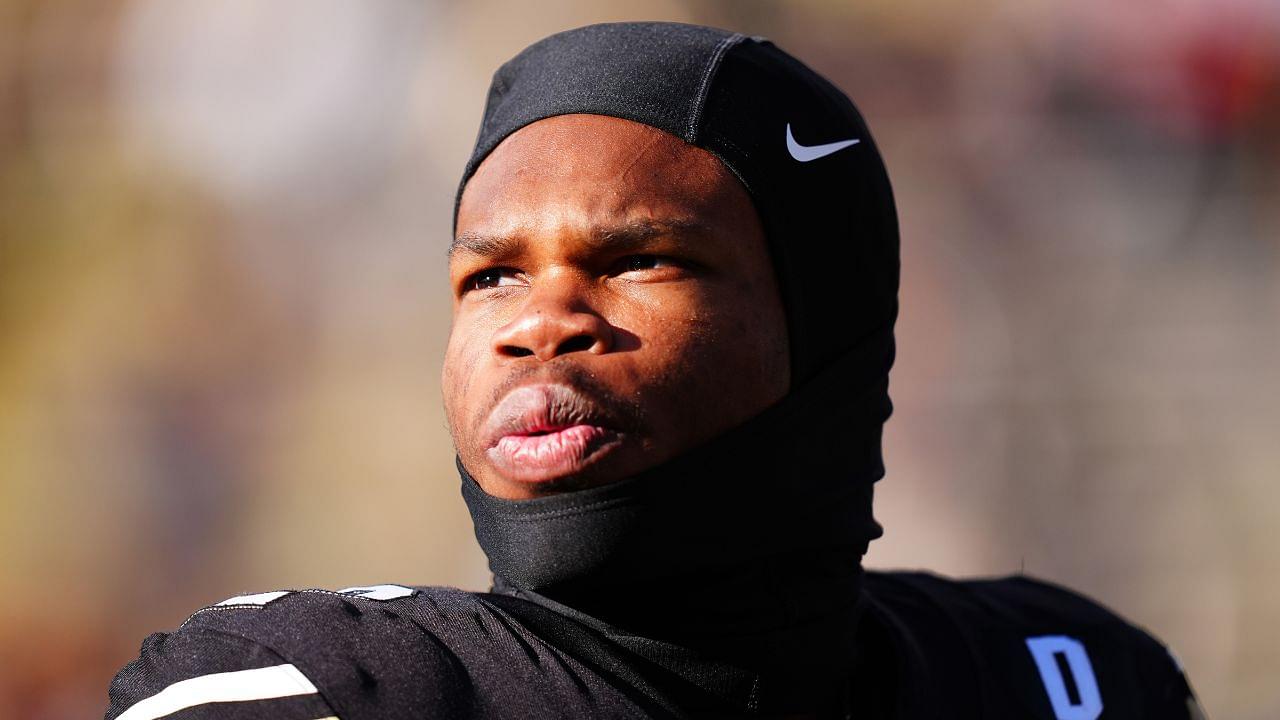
[456,114,742,239]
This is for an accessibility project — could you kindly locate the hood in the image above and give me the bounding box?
[453,21,900,713]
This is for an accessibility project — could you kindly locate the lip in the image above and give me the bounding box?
[482,384,626,484]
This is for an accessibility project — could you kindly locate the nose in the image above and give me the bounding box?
[491,281,614,362]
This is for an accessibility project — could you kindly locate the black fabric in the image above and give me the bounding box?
[455,21,896,715]
[104,576,1201,719]
[857,572,1206,719]
[163,695,337,720]
[104,627,339,720]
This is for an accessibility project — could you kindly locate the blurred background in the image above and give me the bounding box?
[1,0,1277,716]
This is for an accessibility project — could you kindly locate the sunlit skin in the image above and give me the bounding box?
[444,114,790,500]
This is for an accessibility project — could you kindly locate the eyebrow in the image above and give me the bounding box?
[449,218,710,259]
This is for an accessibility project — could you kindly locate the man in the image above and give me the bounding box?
[105,22,1203,719]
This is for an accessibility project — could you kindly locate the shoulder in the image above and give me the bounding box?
[863,570,1204,719]
[105,584,493,720]
[865,570,1145,634]
[174,583,485,651]
[107,583,661,720]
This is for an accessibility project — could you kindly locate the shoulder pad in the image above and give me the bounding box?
[864,571,1202,719]
[108,584,480,720]
[109,583,661,719]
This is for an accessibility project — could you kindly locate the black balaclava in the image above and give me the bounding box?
[453,22,899,712]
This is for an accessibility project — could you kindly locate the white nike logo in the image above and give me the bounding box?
[785,123,860,162]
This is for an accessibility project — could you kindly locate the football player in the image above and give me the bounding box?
[106,22,1204,719]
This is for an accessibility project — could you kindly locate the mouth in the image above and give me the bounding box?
[482,384,627,485]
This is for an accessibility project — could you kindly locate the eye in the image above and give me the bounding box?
[617,255,671,273]
[465,268,522,292]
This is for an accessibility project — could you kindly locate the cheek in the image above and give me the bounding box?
[613,287,780,439]
[661,310,763,396]
[614,292,712,372]
[441,318,489,441]
[629,283,779,379]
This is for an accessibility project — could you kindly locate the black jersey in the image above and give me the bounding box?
[104,572,1202,719]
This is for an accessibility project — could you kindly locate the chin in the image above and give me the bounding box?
[473,444,649,499]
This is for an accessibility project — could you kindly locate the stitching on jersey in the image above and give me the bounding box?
[181,588,417,628]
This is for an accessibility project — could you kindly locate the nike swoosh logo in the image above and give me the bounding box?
[785,123,860,162]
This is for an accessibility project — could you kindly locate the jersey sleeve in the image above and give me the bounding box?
[1005,575,1208,719]
[104,585,478,720]
[864,571,1211,719]
[105,625,339,720]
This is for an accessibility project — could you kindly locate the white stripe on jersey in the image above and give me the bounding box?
[215,590,292,607]
[116,663,321,720]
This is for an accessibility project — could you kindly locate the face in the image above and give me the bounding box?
[445,114,789,500]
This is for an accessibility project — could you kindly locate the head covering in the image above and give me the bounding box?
[456,22,899,387]
[453,21,899,712]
